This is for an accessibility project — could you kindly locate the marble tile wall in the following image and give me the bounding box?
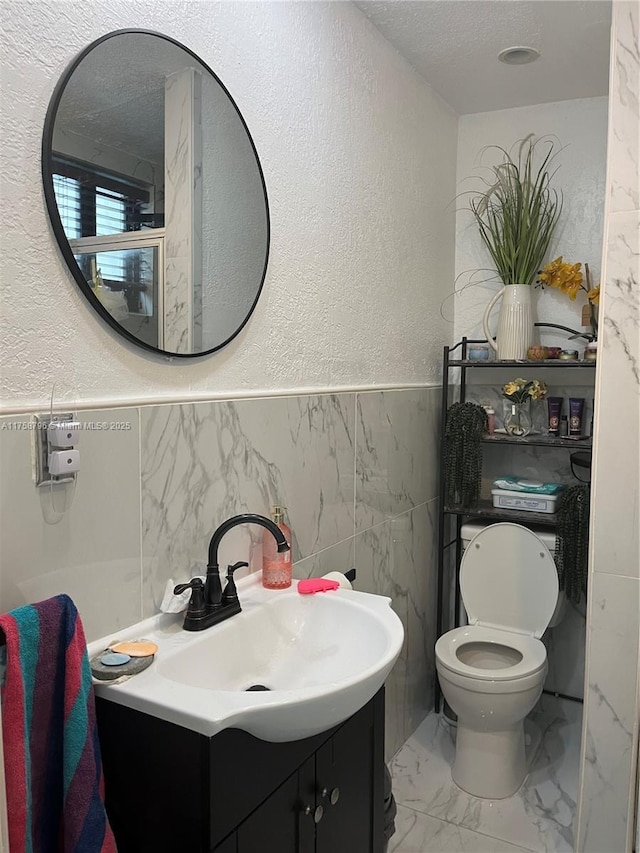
[0,386,441,758]
[355,389,441,756]
[164,67,203,352]
[576,3,640,851]
[139,393,358,612]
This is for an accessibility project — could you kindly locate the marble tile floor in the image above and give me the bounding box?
[389,697,582,853]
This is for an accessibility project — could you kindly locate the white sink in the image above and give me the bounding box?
[88,576,404,741]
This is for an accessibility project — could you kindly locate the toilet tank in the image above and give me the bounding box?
[460,521,567,628]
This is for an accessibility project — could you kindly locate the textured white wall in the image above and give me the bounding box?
[454,98,608,350]
[0,0,457,411]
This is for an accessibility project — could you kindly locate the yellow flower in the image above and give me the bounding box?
[503,377,546,403]
[538,256,565,288]
[528,379,547,400]
[558,263,584,299]
[587,285,600,305]
[539,258,583,297]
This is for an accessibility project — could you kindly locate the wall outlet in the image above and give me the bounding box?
[33,413,80,486]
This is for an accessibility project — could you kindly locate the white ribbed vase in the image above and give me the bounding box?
[483,284,534,361]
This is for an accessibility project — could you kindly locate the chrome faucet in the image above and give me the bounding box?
[174,513,290,631]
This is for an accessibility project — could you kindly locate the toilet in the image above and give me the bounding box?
[435,522,559,800]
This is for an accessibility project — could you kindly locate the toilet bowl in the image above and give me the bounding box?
[435,523,558,800]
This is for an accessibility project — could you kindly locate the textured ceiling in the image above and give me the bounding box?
[353,0,612,114]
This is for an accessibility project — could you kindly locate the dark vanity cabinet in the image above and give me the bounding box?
[96,688,385,853]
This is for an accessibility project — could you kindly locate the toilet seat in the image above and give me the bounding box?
[459,523,558,638]
[435,625,547,682]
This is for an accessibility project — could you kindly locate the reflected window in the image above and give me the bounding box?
[51,156,161,236]
[72,243,162,349]
[54,156,164,348]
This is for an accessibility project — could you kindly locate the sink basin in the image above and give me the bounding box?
[89,577,404,741]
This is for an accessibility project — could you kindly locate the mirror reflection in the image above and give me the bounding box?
[44,30,269,356]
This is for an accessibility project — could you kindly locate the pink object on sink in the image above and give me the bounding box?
[297,578,340,595]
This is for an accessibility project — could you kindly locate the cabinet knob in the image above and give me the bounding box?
[321,786,340,806]
[303,804,324,823]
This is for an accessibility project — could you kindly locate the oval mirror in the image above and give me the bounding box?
[42,30,269,357]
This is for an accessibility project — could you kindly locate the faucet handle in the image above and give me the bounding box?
[227,561,248,576]
[173,578,206,616]
[221,562,247,606]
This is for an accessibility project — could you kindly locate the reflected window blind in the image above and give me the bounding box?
[95,191,126,282]
[95,249,126,284]
[53,175,127,280]
[53,174,82,238]
[51,155,150,240]
[96,187,126,237]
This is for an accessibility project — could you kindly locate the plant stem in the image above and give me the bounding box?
[585,263,598,341]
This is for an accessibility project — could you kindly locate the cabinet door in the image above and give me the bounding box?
[209,721,337,846]
[213,833,237,852]
[315,692,385,853]
[96,698,208,853]
[236,757,316,853]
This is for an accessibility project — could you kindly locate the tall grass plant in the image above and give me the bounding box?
[469,135,563,286]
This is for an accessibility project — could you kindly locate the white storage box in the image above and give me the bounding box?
[490,488,561,514]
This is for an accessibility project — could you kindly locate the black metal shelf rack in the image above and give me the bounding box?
[481,433,592,449]
[434,338,596,711]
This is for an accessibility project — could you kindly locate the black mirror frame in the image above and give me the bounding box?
[41,28,270,359]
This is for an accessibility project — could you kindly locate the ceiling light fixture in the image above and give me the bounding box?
[498,46,540,65]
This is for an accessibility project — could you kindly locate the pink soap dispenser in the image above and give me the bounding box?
[262,505,292,589]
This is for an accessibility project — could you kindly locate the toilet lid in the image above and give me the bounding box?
[460,523,559,638]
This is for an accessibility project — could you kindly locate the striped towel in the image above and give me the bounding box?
[0,595,116,852]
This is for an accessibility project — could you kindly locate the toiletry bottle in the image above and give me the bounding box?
[483,406,496,435]
[547,397,563,436]
[569,398,585,437]
[262,506,292,589]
